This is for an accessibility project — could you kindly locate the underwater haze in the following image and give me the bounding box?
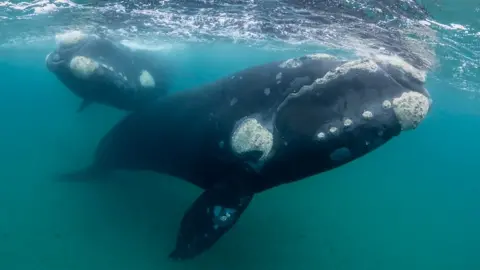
[1,0,480,269]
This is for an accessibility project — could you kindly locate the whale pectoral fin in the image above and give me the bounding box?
[77,99,93,112]
[55,166,108,182]
[169,186,254,261]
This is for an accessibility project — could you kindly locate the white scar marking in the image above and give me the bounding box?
[69,56,99,79]
[392,91,430,130]
[231,117,273,162]
[264,88,271,96]
[139,70,155,88]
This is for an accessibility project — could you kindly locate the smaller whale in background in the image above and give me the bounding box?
[45,30,172,112]
[58,53,432,261]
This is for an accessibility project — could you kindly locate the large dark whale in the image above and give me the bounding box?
[45,30,171,112]
[60,53,432,260]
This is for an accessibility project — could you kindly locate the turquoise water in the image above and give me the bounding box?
[1,0,480,269]
[0,42,479,270]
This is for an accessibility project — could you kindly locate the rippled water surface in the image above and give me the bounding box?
[0,1,479,269]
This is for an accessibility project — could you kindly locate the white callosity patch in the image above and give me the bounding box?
[343,118,353,127]
[139,70,155,88]
[279,58,303,69]
[373,54,426,83]
[307,53,336,60]
[231,117,273,162]
[315,59,379,85]
[329,127,338,134]
[382,100,392,109]
[69,56,99,79]
[362,110,373,120]
[264,88,271,96]
[55,30,87,47]
[316,132,326,140]
[392,91,430,130]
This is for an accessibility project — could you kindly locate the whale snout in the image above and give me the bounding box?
[45,52,64,71]
[46,30,94,73]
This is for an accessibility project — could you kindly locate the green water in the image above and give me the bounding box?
[0,42,479,270]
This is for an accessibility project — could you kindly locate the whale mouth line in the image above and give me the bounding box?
[46,39,89,69]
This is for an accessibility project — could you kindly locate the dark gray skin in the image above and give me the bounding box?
[45,33,171,112]
[59,54,432,260]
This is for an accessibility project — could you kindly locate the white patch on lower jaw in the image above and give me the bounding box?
[392,91,431,130]
[139,70,155,88]
[55,30,87,47]
[279,58,303,69]
[231,117,273,162]
[69,56,99,79]
[373,54,426,83]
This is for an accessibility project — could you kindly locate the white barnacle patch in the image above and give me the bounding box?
[362,110,373,120]
[343,118,353,127]
[392,91,430,130]
[264,88,271,96]
[69,56,99,80]
[307,53,336,60]
[373,54,426,83]
[139,70,155,88]
[231,117,273,162]
[279,58,303,69]
[55,30,87,47]
[382,100,392,109]
[315,59,379,85]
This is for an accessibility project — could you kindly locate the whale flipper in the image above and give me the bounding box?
[169,185,254,261]
[77,99,93,112]
[56,165,108,182]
